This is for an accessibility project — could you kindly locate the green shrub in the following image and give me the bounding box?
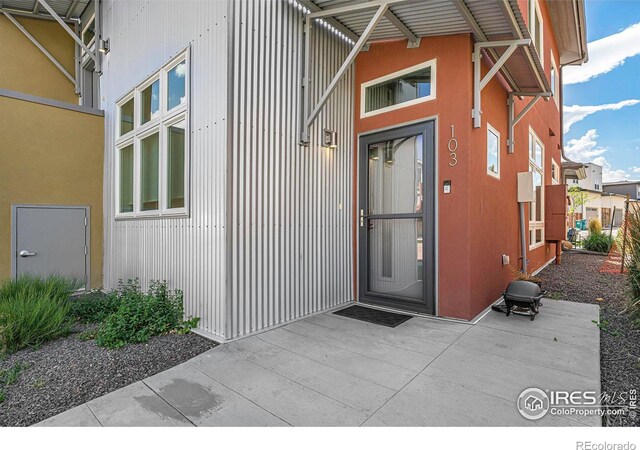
[0,275,80,353]
[95,280,199,349]
[70,290,120,323]
[0,274,80,304]
[588,217,603,235]
[583,232,613,253]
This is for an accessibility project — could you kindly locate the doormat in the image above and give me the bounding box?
[333,305,412,328]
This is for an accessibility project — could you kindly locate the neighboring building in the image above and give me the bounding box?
[566,162,603,192]
[603,181,640,201]
[0,4,104,289]
[2,0,587,340]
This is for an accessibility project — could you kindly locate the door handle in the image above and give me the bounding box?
[19,250,37,257]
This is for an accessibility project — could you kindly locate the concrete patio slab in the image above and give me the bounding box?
[34,404,101,427]
[87,381,192,427]
[190,346,367,426]
[35,299,602,427]
[225,336,396,414]
[144,363,288,426]
[257,327,417,390]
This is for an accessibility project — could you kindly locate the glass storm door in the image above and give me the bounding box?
[358,122,435,314]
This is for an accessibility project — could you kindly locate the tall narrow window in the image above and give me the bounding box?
[167,62,187,110]
[487,124,500,178]
[529,129,545,248]
[119,98,134,136]
[141,133,160,211]
[119,144,134,213]
[141,79,160,124]
[167,121,186,209]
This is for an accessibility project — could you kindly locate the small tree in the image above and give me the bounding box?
[568,186,589,215]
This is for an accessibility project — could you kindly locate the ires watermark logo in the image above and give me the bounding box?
[517,387,637,420]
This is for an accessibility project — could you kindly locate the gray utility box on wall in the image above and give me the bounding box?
[517,172,535,203]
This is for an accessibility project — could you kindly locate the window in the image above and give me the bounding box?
[551,159,560,184]
[119,96,134,136]
[115,49,190,218]
[361,60,436,118]
[528,0,544,65]
[487,124,500,178]
[140,79,160,125]
[550,53,559,107]
[529,129,545,249]
[119,144,134,213]
[82,15,96,47]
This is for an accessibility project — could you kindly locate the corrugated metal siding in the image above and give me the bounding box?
[102,0,229,337]
[228,0,355,338]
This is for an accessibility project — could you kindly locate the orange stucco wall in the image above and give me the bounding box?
[354,1,564,320]
[354,35,474,319]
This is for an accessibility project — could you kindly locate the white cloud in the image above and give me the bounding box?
[592,156,630,182]
[564,129,607,160]
[633,167,640,174]
[175,62,186,78]
[563,100,640,133]
[565,129,631,182]
[564,22,640,85]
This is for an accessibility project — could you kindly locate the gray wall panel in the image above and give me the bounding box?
[102,0,228,338]
[228,0,354,338]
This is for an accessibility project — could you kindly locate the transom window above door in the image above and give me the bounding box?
[115,48,190,219]
[361,60,436,118]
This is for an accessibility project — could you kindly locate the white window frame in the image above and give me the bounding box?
[551,158,560,185]
[529,0,544,67]
[116,92,135,139]
[360,59,437,119]
[550,53,559,107]
[115,48,190,220]
[486,124,500,179]
[529,127,545,249]
[115,139,136,219]
[81,14,96,50]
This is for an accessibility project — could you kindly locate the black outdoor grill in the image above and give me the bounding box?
[495,280,546,321]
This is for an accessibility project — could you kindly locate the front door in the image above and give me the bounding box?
[358,121,435,314]
[13,205,89,288]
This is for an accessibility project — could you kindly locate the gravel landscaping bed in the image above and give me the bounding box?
[538,252,640,427]
[0,327,216,427]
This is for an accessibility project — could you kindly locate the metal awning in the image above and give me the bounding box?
[0,0,89,20]
[299,0,551,141]
[1,0,98,95]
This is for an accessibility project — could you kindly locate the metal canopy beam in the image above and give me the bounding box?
[383,9,419,47]
[1,10,75,84]
[307,0,411,20]
[451,0,518,91]
[65,0,80,19]
[295,0,360,42]
[37,0,97,63]
[301,3,390,143]
[472,38,530,128]
[507,92,551,153]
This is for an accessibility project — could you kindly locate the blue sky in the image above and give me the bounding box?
[562,0,640,181]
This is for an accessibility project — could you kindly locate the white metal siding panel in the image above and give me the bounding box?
[228,0,354,338]
[102,0,228,338]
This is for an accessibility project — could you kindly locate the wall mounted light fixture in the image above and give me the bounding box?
[99,38,110,54]
[323,129,338,149]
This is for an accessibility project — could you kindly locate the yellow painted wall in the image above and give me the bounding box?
[0,96,103,288]
[0,15,77,103]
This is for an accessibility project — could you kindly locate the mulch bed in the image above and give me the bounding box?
[0,327,217,427]
[538,252,640,427]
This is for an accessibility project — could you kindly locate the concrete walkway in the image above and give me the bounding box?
[36,300,601,426]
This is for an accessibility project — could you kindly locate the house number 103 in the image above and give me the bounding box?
[448,125,458,167]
